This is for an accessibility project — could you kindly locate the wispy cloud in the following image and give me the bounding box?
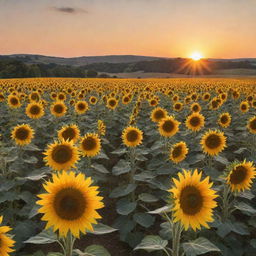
[51,6,88,14]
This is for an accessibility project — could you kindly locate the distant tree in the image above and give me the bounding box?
[98,73,110,78]
[86,70,98,78]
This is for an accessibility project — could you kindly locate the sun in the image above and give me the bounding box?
[190,52,203,61]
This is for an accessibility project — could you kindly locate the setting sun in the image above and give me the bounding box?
[190,52,203,61]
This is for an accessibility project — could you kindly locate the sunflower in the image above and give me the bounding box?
[58,124,80,143]
[185,112,205,132]
[75,101,89,114]
[11,124,34,146]
[169,141,188,164]
[29,91,41,102]
[159,116,180,137]
[89,96,98,105]
[240,101,249,113]
[190,103,201,113]
[218,113,231,128]
[57,92,66,101]
[44,140,80,171]
[251,99,256,109]
[7,95,21,108]
[50,101,67,117]
[149,98,158,107]
[0,216,15,255]
[50,92,57,100]
[173,102,183,112]
[226,161,256,192]
[247,116,256,134]
[150,107,168,123]
[0,93,5,102]
[122,126,143,147]
[80,133,101,157]
[202,92,211,101]
[37,171,104,238]
[200,130,226,156]
[122,95,131,105]
[106,97,118,110]
[97,120,106,136]
[169,169,217,231]
[26,102,44,119]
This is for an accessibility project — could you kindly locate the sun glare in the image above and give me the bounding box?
[190,52,203,61]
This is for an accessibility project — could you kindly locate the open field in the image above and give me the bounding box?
[0,78,256,256]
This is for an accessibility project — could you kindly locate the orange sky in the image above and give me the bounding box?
[0,0,256,58]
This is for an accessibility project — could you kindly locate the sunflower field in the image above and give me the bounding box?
[0,77,256,256]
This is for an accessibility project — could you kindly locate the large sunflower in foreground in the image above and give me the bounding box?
[80,133,101,157]
[169,169,217,231]
[150,107,167,123]
[158,116,180,137]
[122,126,143,147]
[44,140,80,171]
[11,124,34,146]
[37,171,104,238]
[247,116,256,134]
[200,130,226,156]
[218,112,231,128]
[169,141,188,164]
[185,112,205,132]
[226,160,256,192]
[0,216,15,256]
[26,102,45,119]
[58,124,80,143]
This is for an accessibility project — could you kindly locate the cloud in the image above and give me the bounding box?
[51,6,88,14]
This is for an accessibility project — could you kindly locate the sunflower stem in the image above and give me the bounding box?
[222,184,231,222]
[64,231,74,256]
[172,221,183,256]
[129,147,136,202]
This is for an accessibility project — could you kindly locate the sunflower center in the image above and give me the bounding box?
[172,145,182,158]
[220,115,228,124]
[162,120,174,132]
[212,101,218,108]
[54,104,64,113]
[62,128,76,141]
[31,93,39,101]
[150,100,157,105]
[10,97,19,105]
[82,137,97,151]
[109,100,116,107]
[30,105,41,115]
[249,119,256,130]
[54,188,86,220]
[78,103,86,110]
[190,116,200,127]
[59,94,65,100]
[154,110,164,120]
[175,104,181,110]
[192,105,199,112]
[52,145,72,164]
[126,130,139,142]
[180,186,203,215]
[15,128,29,140]
[230,166,248,184]
[205,134,221,149]
[241,104,247,110]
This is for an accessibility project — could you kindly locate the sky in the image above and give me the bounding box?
[0,0,256,58]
